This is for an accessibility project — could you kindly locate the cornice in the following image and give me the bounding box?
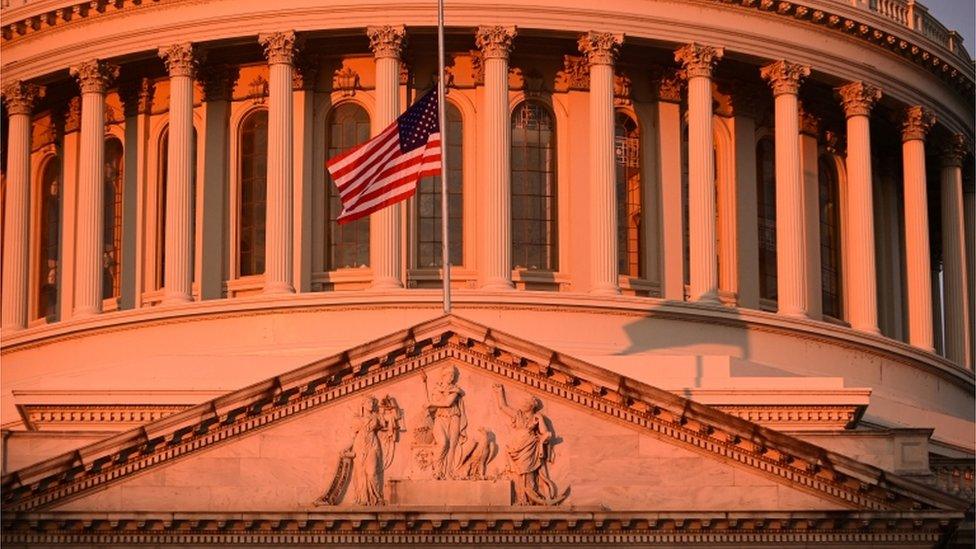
[0,510,963,545]
[2,316,967,514]
[0,0,972,102]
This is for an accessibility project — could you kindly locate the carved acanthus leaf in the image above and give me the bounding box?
[69,59,120,94]
[259,31,300,65]
[652,67,685,103]
[1,80,45,115]
[554,55,588,91]
[158,42,201,78]
[475,25,517,60]
[614,72,632,106]
[835,81,882,118]
[900,105,935,142]
[577,31,623,66]
[367,25,406,59]
[759,60,810,96]
[941,133,970,167]
[674,43,724,79]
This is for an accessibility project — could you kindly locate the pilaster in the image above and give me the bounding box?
[940,134,972,368]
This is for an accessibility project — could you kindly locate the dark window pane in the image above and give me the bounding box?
[511,102,557,271]
[240,110,268,276]
[327,103,372,269]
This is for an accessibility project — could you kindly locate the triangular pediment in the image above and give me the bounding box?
[2,315,966,518]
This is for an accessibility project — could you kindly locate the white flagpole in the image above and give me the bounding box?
[437,0,451,314]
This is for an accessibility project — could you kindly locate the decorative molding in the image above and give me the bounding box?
[332,67,360,97]
[712,405,863,430]
[798,105,820,136]
[835,81,882,118]
[475,25,517,61]
[554,55,588,92]
[1,316,965,514]
[652,68,685,103]
[674,43,724,79]
[0,510,961,546]
[68,59,119,94]
[258,31,299,65]
[366,25,406,60]
[1,80,45,115]
[19,404,190,431]
[613,72,632,106]
[292,55,320,91]
[577,31,623,66]
[63,96,81,133]
[157,43,200,78]
[759,60,810,96]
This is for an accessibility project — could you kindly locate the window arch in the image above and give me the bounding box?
[103,137,124,300]
[36,155,61,320]
[756,136,777,302]
[511,101,557,271]
[239,110,268,277]
[156,127,198,289]
[615,110,641,278]
[327,103,371,269]
[416,102,462,268]
[819,155,842,319]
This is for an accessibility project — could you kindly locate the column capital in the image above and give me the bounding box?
[652,67,685,103]
[900,105,936,142]
[118,77,155,117]
[759,60,810,96]
[1,80,45,115]
[941,133,970,168]
[64,97,82,133]
[674,43,724,79]
[259,31,300,65]
[292,54,321,90]
[475,25,517,60]
[158,43,203,78]
[799,105,821,136]
[69,59,120,94]
[577,31,623,66]
[200,64,239,102]
[367,25,406,60]
[836,81,882,118]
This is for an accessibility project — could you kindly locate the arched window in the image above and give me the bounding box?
[239,110,268,277]
[157,127,198,289]
[37,156,61,320]
[327,103,371,269]
[103,137,124,300]
[756,136,777,302]
[416,103,462,268]
[615,111,641,278]
[511,101,557,271]
[819,155,842,319]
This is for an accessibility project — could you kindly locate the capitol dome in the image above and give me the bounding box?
[0,0,973,545]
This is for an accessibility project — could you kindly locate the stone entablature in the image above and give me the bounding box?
[3,316,965,515]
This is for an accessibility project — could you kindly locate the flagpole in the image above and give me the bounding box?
[437,0,451,314]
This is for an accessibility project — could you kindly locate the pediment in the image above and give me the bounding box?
[2,316,965,519]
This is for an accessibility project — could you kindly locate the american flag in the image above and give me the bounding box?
[327,88,442,224]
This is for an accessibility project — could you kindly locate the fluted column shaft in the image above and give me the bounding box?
[70,60,119,317]
[159,44,199,303]
[367,25,406,289]
[900,106,936,351]
[1,82,43,331]
[580,32,623,295]
[676,44,723,303]
[476,26,517,289]
[837,82,882,334]
[941,135,972,368]
[761,61,810,317]
[259,32,298,294]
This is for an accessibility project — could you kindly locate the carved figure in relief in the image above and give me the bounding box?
[316,395,400,506]
[492,384,568,505]
[420,366,468,479]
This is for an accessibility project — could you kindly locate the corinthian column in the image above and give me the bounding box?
[760,60,810,317]
[259,31,299,294]
[836,82,882,334]
[367,25,406,289]
[158,43,201,304]
[941,134,972,368]
[476,25,517,290]
[675,43,723,303]
[70,60,119,317]
[899,106,936,351]
[579,31,624,295]
[1,81,44,332]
